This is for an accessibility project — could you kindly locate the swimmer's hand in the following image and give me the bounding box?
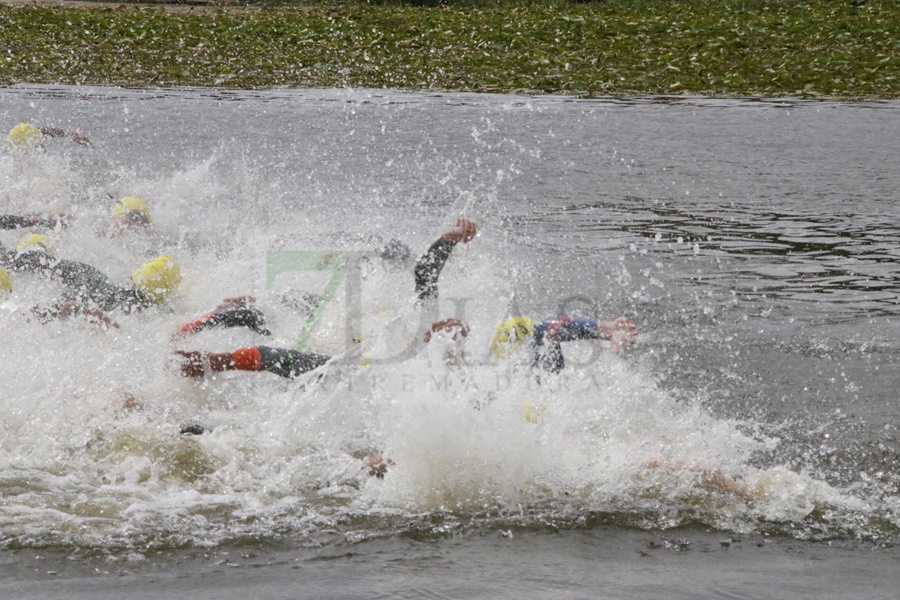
[424,318,470,343]
[173,350,209,378]
[442,218,477,245]
[598,316,637,352]
[173,350,234,378]
[364,453,393,479]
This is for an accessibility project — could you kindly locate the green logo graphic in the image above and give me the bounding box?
[266,250,348,351]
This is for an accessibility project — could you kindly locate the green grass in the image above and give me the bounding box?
[1,0,898,98]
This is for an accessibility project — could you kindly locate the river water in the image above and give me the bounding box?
[0,86,898,598]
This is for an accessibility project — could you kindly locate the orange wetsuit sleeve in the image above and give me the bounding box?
[231,346,263,371]
[178,312,213,335]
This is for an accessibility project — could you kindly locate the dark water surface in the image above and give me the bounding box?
[3,530,900,600]
[0,86,898,596]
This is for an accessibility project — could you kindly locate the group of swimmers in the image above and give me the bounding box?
[3,120,639,476]
[5,122,763,499]
[170,218,637,380]
[4,123,637,379]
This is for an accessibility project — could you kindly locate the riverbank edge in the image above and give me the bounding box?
[1,0,898,99]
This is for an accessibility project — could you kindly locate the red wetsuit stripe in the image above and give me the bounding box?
[231,347,263,371]
[179,312,213,334]
[543,317,572,341]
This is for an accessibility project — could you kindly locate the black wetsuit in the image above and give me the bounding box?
[414,237,456,302]
[530,317,603,373]
[255,346,332,378]
[211,345,332,380]
[178,306,271,336]
[0,215,34,230]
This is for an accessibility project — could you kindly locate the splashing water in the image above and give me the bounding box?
[1,88,897,555]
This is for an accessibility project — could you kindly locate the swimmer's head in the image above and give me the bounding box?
[490,317,534,359]
[111,196,151,229]
[378,238,414,269]
[132,255,181,303]
[16,233,55,255]
[0,266,11,295]
[7,123,43,153]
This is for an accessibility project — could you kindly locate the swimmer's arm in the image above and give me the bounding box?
[33,301,120,329]
[35,212,70,229]
[41,127,92,146]
[0,213,69,230]
[423,318,469,342]
[173,303,270,338]
[414,218,477,301]
[597,316,638,352]
[542,316,637,352]
[414,238,453,301]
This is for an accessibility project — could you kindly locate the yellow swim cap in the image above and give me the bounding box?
[111,196,151,222]
[523,398,548,424]
[0,266,11,294]
[131,255,181,303]
[16,233,55,254]
[7,123,44,153]
[490,317,534,359]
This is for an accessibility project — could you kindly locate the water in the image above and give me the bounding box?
[0,86,899,597]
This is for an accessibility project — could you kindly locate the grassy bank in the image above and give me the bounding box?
[1,0,898,98]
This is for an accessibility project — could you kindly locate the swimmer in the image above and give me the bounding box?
[176,421,389,480]
[6,122,91,153]
[174,346,331,379]
[1,234,181,327]
[173,218,476,342]
[174,318,467,379]
[491,315,637,372]
[108,195,152,234]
